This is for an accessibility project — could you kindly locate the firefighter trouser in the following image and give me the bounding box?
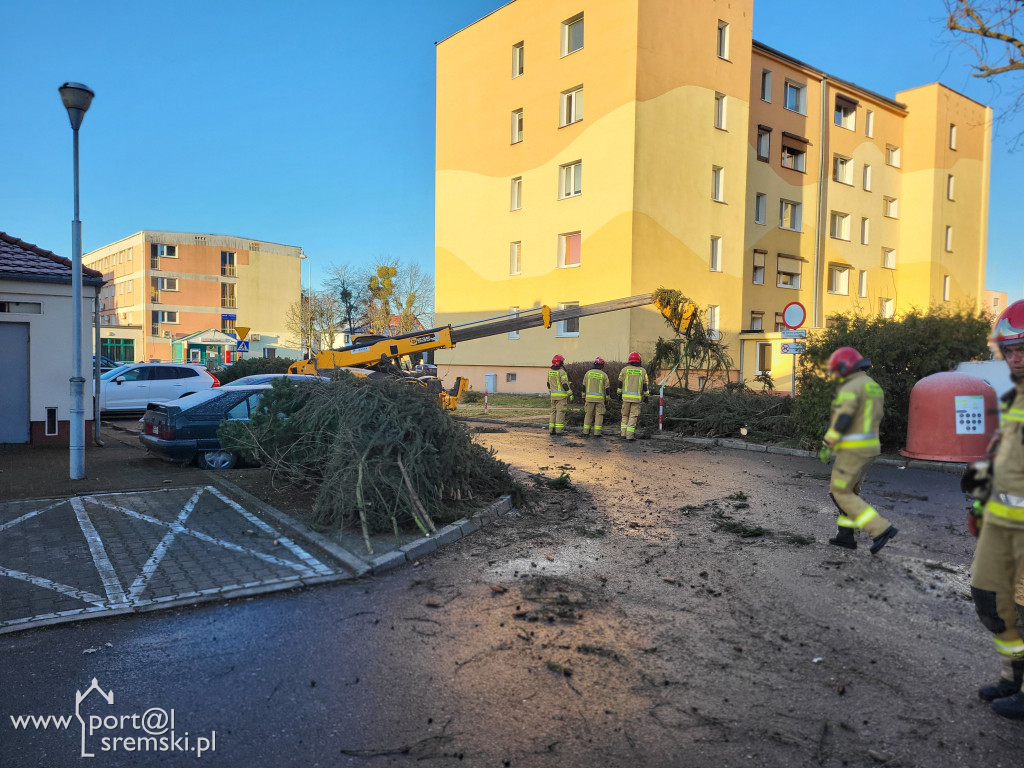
[583,400,606,435]
[620,400,641,439]
[549,398,567,434]
[829,450,890,538]
[971,522,1024,663]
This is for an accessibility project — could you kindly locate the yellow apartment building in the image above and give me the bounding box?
[434,0,992,393]
[84,232,303,366]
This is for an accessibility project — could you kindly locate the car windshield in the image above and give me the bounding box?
[101,365,132,381]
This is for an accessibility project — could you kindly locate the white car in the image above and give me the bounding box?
[99,363,220,413]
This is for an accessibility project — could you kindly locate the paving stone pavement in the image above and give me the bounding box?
[0,484,356,633]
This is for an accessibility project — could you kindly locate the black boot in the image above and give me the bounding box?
[980,660,1024,702]
[992,690,1024,720]
[828,528,857,550]
[869,525,898,555]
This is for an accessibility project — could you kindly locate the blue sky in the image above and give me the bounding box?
[1,0,1021,303]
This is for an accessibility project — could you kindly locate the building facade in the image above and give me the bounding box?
[983,289,1009,319]
[434,0,992,392]
[84,232,303,366]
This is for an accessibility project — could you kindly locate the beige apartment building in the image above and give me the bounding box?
[84,232,303,366]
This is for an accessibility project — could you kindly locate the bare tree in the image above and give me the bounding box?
[285,290,341,355]
[323,263,368,335]
[947,0,1024,78]
[364,259,434,336]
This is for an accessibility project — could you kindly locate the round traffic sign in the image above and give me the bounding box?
[782,301,806,330]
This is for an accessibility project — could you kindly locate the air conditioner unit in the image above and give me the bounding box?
[162,330,172,338]
[250,333,261,342]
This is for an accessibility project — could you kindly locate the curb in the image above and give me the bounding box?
[366,495,514,576]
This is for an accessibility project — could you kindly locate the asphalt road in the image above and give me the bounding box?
[3,428,1024,768]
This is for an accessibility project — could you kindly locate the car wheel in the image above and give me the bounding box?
[197,450,238,470]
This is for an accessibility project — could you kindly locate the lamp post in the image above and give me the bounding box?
[59,82,94,480]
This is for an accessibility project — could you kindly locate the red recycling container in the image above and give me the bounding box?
[901,371,998,462]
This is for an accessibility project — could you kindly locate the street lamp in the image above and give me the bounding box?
[59,82,94,480]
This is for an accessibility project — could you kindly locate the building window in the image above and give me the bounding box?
[714,92,726,129]
[101,338,135,362]
[562,13,584,56]
[833,154,853,185]
[859,270,868,298]
[711,166,724,202]
[754,193,767,225]
[949,123,957,150]
[556,301,580,337]
[150,243,175,268]
[221,282,237,308]
[511,109,523,144]
[157,277,178,291]
[779,199,802,231]
[221,251,236,276]
[511,176,522,210]
[761,69,772,102]
[947,174,955,201]
[774,312,786,332]
[864,111,875,138]
[781,142,806,172]
[151,310,178,336]
[777,255,802,289]
[717,20,730,59]
[882,247,896,269]
[945,226,954,252]
[506,372,517,383]
[710,236,722,272]
[830,211,851,240]
[863,164,872,191]
[510,241,521,275]
[263,347,277,359]
[756,127,771,161]
[834,95,856,130]
[558,232,581,268]
[943,275,951,302]
[784,81,806,114]
[885,144,901,167]
[756,341,772,374]
[883,196,899,218]
[828,264,850,295]
[559,161,582,199]
[561,85,584,126]
[752,250,766,285]
[707,305,721,340]
[860,217,870,245]
[880,297,894,318]
[512,41,524,78]
[508,307,520,339]
[221,315,236,334]
[750,311,764,331]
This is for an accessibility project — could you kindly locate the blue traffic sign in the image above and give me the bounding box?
[236,340,249,352]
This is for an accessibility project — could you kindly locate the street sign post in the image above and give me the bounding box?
[781,302,807,396]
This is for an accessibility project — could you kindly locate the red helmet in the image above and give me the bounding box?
[990,300,1024,354]
[827,346,870,378]
[628,352,642,364]
[551,354,565,366]
[594,357,605,366]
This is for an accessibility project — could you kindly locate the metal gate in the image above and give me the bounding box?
[0,323,30,443]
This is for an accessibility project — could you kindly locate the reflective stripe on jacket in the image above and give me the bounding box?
[548,368,571,399]
[986,381,1024,529]
[618,365,649,402]
[824,371,883,454]
[585,369,609,401]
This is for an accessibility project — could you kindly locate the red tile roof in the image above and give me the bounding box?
[0,231,103,284]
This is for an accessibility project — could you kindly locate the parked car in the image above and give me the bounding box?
[139,385,269,469]
[93,355,119,373]
[99,362,220,413]
[222,373,327,386]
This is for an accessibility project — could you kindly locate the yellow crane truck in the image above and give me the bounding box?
[288,293,693,410]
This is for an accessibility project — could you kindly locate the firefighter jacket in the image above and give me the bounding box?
[618,365,650,402]
[584,368,610,402]
[823,370,883,456]
[985,380,1024,530]
[547,366,571,399]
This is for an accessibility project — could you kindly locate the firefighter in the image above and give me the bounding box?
[964,300,1024,720]
[618,351,650,441]
[582,357,610,438]
[818,346,898,554]
[547,354,571,436]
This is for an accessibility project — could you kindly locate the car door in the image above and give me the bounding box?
[153,366,190,402]
[103,365,152,411]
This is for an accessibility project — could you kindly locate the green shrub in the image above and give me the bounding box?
[793,306,991,450]
[213,356,296,384]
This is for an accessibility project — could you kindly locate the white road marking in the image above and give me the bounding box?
[127,488,202,599]
[71,497,129,606]
[0,499,69,533]
[0,566,107,606]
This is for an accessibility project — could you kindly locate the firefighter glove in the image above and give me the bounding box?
[818,444,832,464]
[968,500,984,538]
[960,460,993,502]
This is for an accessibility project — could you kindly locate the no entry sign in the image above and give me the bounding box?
[782,301,806,330]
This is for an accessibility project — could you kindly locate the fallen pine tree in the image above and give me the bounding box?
[219,376,519,553]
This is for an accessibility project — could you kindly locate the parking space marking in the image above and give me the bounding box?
[70,497,129,607]
[0,566,107,607]
[126,488,203,599]
[0,500,66,534]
